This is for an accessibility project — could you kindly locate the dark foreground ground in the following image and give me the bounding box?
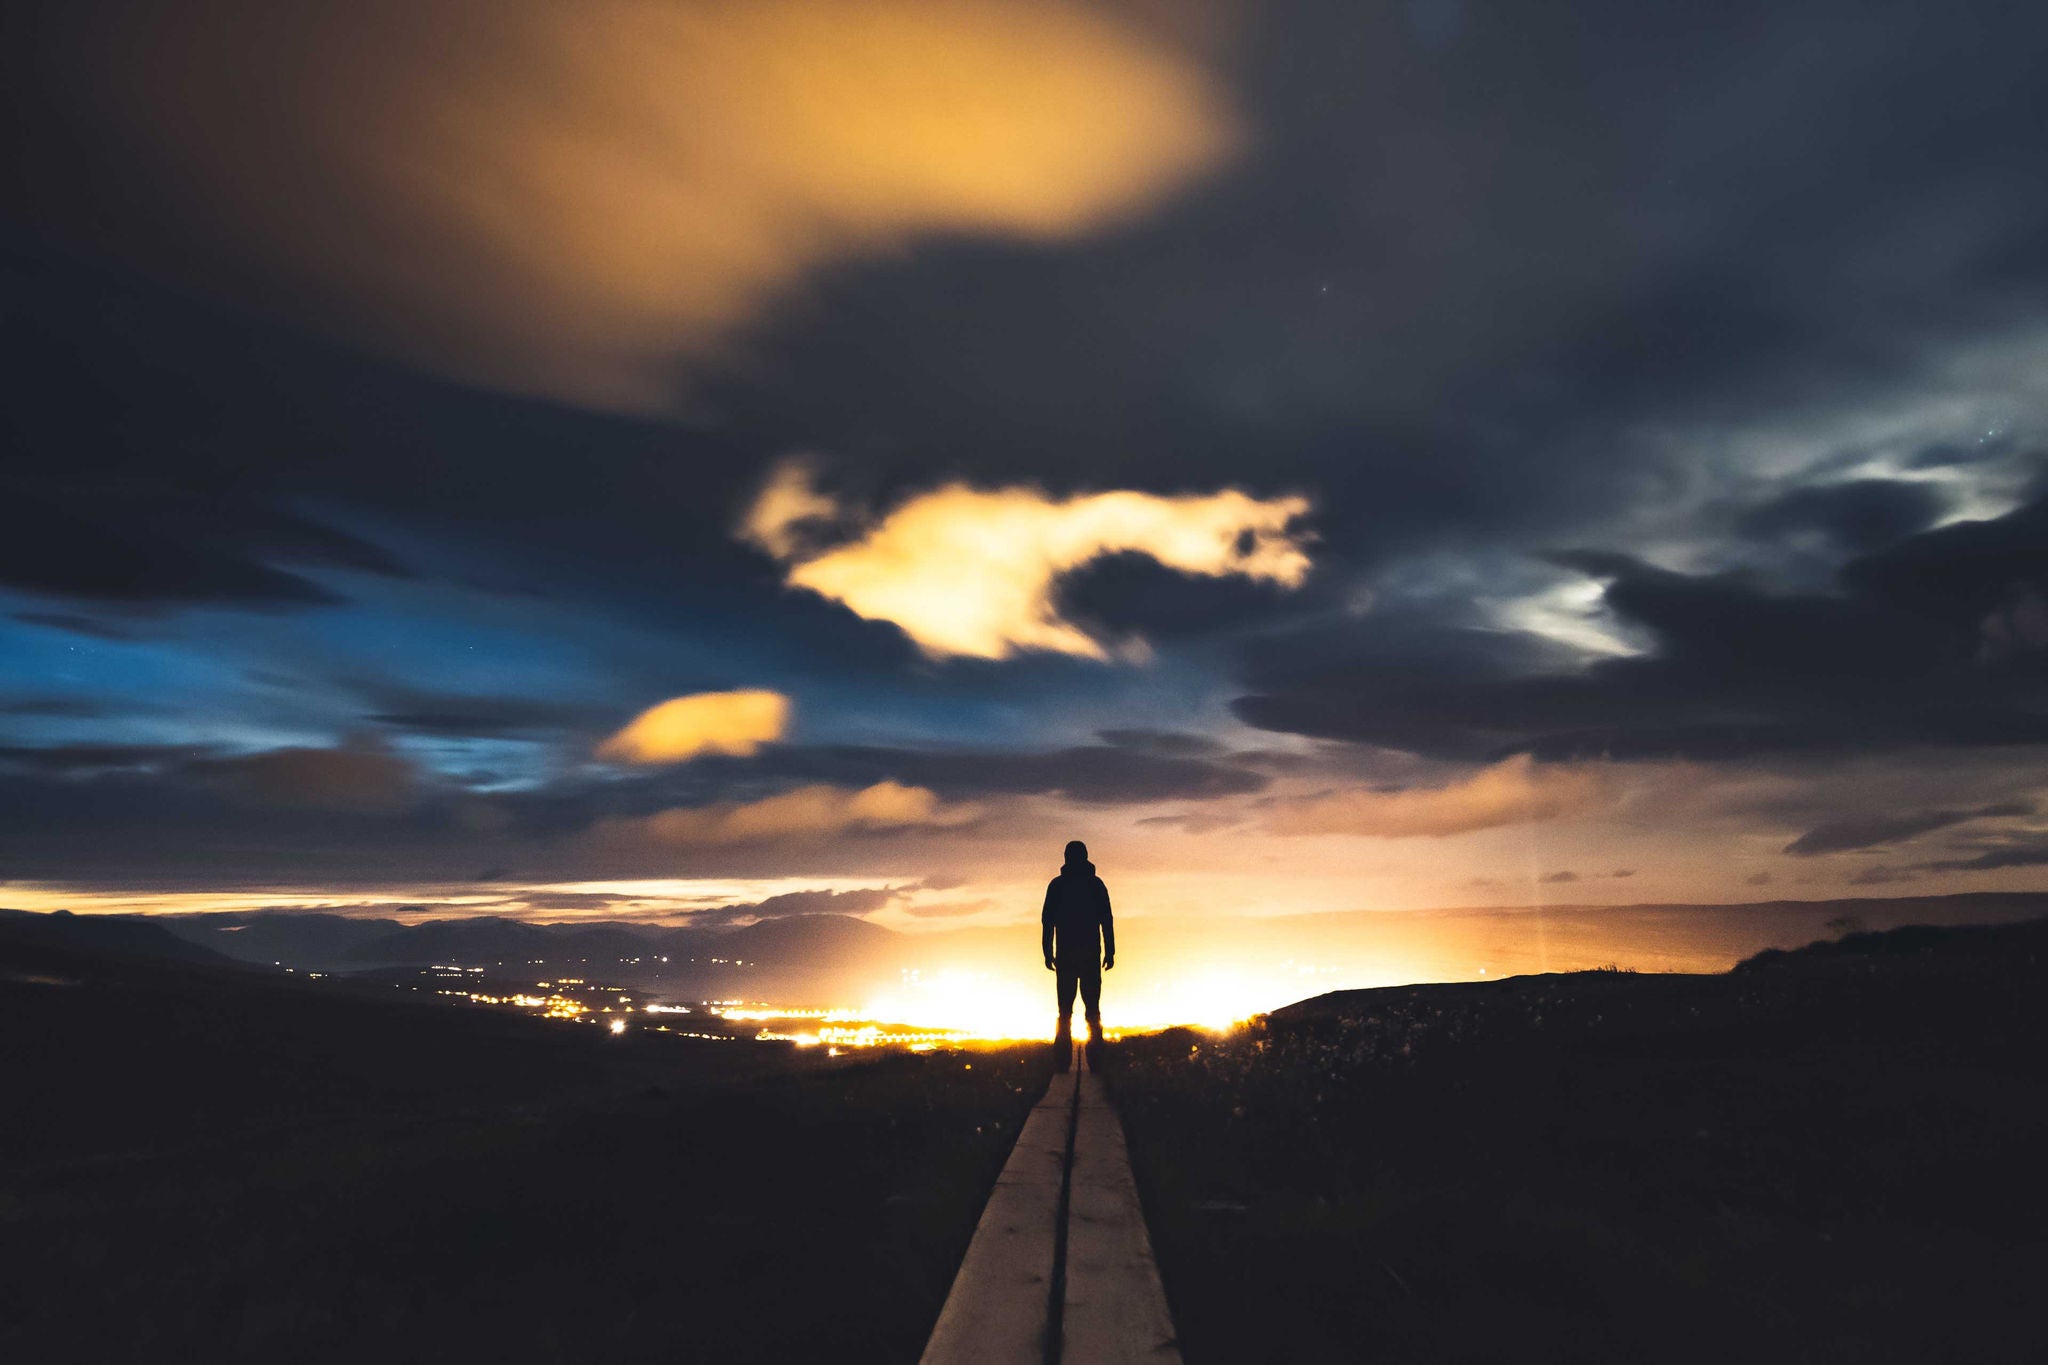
[0,923,1050,1362]
[1106,918,2048,1365]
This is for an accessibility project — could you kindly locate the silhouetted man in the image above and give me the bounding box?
[1042,839,1114,1067]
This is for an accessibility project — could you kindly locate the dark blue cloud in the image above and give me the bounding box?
[1234,490,2048,761]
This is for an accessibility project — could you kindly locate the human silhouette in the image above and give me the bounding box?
[1042,839,1114,1069]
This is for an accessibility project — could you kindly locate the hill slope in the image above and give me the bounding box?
[0,927,1049,1362]
[0,906,237,967]
[1109,915,2048,1364]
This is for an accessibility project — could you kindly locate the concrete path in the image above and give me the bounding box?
[920,1046,1182,1365]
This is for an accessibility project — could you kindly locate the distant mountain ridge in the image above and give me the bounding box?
[333,913,900,969]
[100,909,906,975]
[169,911,408,965]
[0,907,238,967]
[337,916,662,967]
[0,904,921,1015]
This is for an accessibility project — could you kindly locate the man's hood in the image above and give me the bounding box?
[1059,859,1096,877]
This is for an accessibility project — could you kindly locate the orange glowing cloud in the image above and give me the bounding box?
[597,690,791,765]
[739,457,841,559]
[1263,756,1611,838]
[69,0,1241,409]
[607,781,979,845]
[743,460,1313,658]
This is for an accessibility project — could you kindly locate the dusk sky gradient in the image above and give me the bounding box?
[5,0,2048,997]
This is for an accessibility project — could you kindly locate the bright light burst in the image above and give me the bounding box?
[856,963,1289,1039]
[862,969,1058,1040]
[1125,968,1280,1033]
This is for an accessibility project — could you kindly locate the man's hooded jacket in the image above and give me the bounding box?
[1041,855,1114,969]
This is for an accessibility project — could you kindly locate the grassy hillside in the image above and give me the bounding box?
[0,926,1050,1362]
[1106,917,2048,1364]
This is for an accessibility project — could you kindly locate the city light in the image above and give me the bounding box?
[424,957,1278,1053]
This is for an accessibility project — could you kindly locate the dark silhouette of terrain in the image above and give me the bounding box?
[154,908,410,963]
[1106,916,2048,1364]
[92,907,915,1002]
[0,906,236,967]
[339,914,656,966]
[139,907,904,971]
[0,919,1049,1362]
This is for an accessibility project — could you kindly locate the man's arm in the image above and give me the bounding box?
[1099,879,1115,969]
[1041,881,1057,970]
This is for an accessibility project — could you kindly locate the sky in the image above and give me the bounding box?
[4,0,2048,986]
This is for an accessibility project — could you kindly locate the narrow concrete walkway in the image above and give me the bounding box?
[1061,1069,1181,1363]
[920,1046,1182,1365]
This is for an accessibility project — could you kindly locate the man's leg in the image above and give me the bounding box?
[1079,969,1103,1043]
[1055,967,1078,1059]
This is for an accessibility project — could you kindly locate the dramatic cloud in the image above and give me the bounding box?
[360,685,595,739]
[1264,757,1610,838]
[1918,836,2048,873]
[1235,490,2048,762]
[692,886,899,926]
[1737,480,1948,554]
[1785,802,2033,856]
[597,691,792,765]
[1095,729,1229,757]
[34,0,1237,409]
[738,457,841,560]
[0,744,214,776]
[704,740,1269,806]
[188,742,418,815]
[1532,868,1637,885]
[603,781,976,846]
[746,461,1312,658]
[0,483,410,608]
